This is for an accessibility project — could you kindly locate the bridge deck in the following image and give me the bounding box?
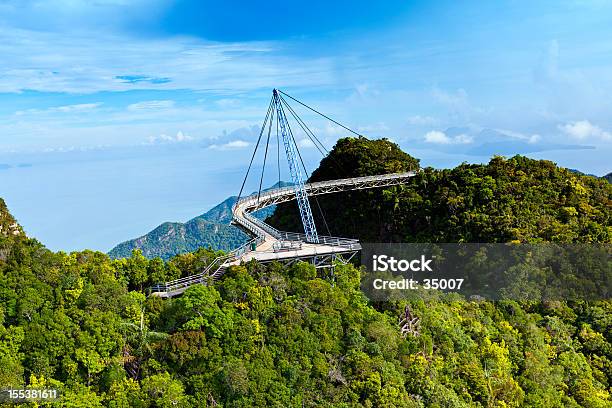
[149,171,417,297]
[150,241,361,298]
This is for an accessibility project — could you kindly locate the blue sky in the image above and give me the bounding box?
[0,0,611,251]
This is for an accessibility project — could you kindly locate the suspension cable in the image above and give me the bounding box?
[278,89,366,138]
[278,99,308,182]
[279,96,328,158]
[237,96,274,202]
[257,106,274,202]
[239,90,356,237]
[277,99,332,236]
[279,93,330,155]
[278,94,347,179]
[313,193,332,237]
[276,110,281,188]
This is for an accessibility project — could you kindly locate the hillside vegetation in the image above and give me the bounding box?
[1,229,611,407]
[108,217,249,260]
[268,137,611,243]
[0,139,610,407]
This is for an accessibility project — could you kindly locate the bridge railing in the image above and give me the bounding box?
[153,173,415,294]
[229,234,266,257]
[149,254,229,294]
[242,211,360,248]
[150,172,417,296]
[275,230,360,248]
[243,212,281,238]
[149,234,265,294]
[233,211,276,240]
[233,171,418,208]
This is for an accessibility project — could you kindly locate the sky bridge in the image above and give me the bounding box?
[149,90,419,298]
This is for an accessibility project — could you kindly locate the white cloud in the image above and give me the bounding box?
[424,130,473,144]
[430,86,488,122]
[534,40,612,121]
[559,120,611,140]
[41,144,111,153]
[528,134,542,144]
[209,140,250,150]
[424,130,450,144]
[324,122,347,137]
[347,83,381,102]
[128,100,175,111]
[147,131,193,144]
[432,87,469,107]
[491,128,544,144]
[53,103,102,112]
[454,134,474,144]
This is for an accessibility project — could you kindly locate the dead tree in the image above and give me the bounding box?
[399,305,420,337]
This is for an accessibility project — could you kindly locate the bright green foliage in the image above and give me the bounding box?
[0,230,611,407]
[268,137,421,238]
[140,372,190,407]
[0,141,611,406]
[179,284,234,337]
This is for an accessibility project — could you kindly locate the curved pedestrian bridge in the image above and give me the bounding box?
[150,171,418,297]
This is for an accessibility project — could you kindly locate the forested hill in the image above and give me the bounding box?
[0,194,611,406]
[108,217,248,260]
[0,198,23,238]
[0,198,25,261]
[267,137,612,243]
[0,142,611,405]
[108,183,290,260]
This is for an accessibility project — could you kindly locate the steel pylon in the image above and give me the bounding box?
[272,89,319,243]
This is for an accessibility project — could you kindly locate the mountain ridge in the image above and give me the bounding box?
[108,182,291,260]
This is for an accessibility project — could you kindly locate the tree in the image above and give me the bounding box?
[121,292,168,380]
[178,284,234,338]
[140,372,190,408]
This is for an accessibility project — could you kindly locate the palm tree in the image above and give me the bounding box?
[120,306,168,379]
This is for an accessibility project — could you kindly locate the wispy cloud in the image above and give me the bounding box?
[116,75,171,84]
[424,130,473,145]
[357,122,389,133]
[559,120,611,140]
[297,138,316,149]
[0,1,611,175]
[215,99,241,109]
[128,100,175,111]
[209,140,250,150]
[15,103,102,116]
[0,27,334,94]
[147,131,193,144]
[406,115,438,126]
